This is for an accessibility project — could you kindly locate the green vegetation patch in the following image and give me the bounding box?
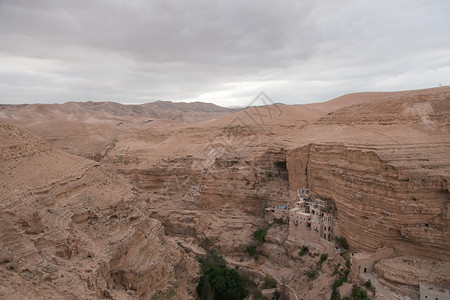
[335,236,349,250]
[246,245,256,256]
[352,284,369,300]
[253,228,268,245]
[298,245,309,256]
[318,253,328,265]
[197,249,248,300]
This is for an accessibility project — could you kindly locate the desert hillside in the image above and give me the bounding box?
[0,121,199,299]
[1,87,449,299]
[0,101,238,159]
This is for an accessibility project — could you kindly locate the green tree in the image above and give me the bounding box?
[202,249,226,273]
[330,288,340,300]
[352,284,369,300]
[208,268,248,300]
[200,275,214,300]
[197,249,248,300]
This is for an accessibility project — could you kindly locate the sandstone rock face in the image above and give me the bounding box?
[374,256,450,297]
[284,90,450,261]
[0,122,199,299]
[124,149,292,254]
[286,143,449,260]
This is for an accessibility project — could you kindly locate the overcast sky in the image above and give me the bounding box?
[0,0,449,106]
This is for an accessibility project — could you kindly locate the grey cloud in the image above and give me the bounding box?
[0,0,449,105]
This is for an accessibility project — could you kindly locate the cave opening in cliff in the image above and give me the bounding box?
[273,160,289,181]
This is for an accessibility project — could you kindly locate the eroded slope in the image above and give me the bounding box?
[0,122,199,299]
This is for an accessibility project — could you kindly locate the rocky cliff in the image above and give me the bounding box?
[286,143,449,260]
[283,90,450,261]
[0,121,199,299]
[114,149,292,254]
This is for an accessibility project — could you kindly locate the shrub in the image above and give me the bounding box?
[330,288,340,300]
[263,275,278,289]
[305,268,318,279]
[343,269,349,278]
[274,290,281,300]
[332,277,347,291]
[273,217,285,224]
[333,264,341,275]
[299,245,309,256]
[364,280,372,289]
[330,276,347,300]
[342,250,350,262]
[254,254,259,261]
[319,253,328,265]
[335,237,349,250]
[268,171,279,178]
[201,237,211,250]
[352,284,369,300]
[201,249,226,273]
[253,228,268,245]
[246,245,256,256]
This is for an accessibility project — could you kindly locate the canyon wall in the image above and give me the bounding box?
[114,149,292,254]
[286,143,449,261]
[0,122,199,299]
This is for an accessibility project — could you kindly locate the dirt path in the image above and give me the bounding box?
[362,273,399,300]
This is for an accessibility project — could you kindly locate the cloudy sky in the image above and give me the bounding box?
[0,0,449,106]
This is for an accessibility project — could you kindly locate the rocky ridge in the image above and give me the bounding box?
[0,121,199,299]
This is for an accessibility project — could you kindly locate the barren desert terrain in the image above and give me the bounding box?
[1,87,449,299]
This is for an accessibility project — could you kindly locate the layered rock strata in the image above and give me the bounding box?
[0,122,199,299]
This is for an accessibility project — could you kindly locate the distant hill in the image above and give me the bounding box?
[0,100,239,124]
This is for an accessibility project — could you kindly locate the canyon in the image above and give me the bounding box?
[1,87,449,299]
